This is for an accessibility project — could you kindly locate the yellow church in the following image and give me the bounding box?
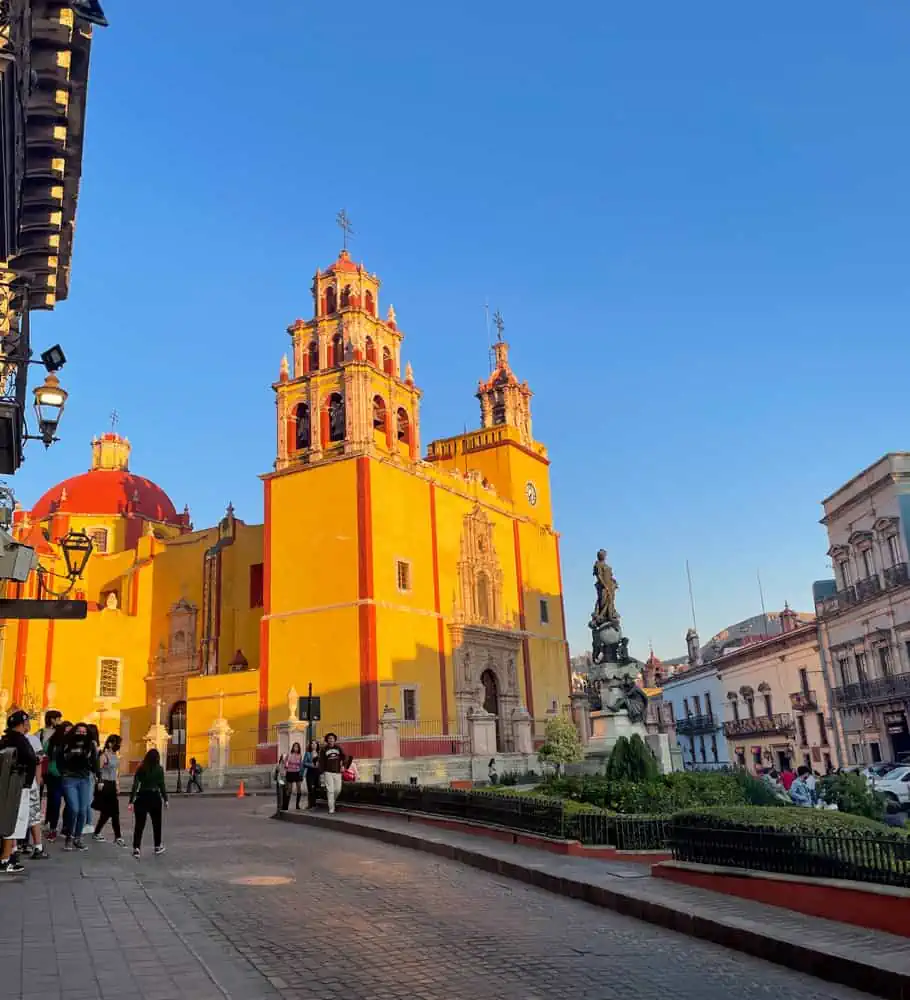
[0,247,570,771]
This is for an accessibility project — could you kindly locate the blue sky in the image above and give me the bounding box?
[17,1,910,660]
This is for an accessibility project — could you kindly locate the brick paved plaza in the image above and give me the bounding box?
[0,798,880,1000]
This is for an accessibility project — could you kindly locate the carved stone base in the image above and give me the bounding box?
[586,710,647,757]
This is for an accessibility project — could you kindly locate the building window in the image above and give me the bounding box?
[97,658,121,700]
[850,742,862,765]
[817,712,828,746]
[88,528,108,554]
[704,692,713,720]
[325,286,336,314]
[823,752,832,772]
[365,336,377,365]
[683,697,690,718]
[797,714,808,746]
[364,289,375,315]
[372,395,387,432]
[745,696,755,719]
[799,668,809,696]
[397,407,410,445]
[401,687,417,722]
[838,560,852,588]
[331,333,344,367]
[396,559,412,593]
[308,340,320,371]
[855,651,868,682]
[699,736,706,762]
[887,534,901,567]
[861,548,874,579]
[869,741,882,763]
[693,695,702,716]
[539,598,549,625]
[249,563,264,609]
[711,734,718,762]
[382,346,393,375]
[763,693,773,718]
[340,284,352,309]
[492,389,506,425]
[877,645,893,677]
[731,699,740,722]
[837,655,851,687]
[328,393,345,442]
[295,402,310,450]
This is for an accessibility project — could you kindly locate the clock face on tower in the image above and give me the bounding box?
[525,481,538,506]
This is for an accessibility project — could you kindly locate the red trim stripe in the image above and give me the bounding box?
[258,478,272,743]
[12,579,29,705]
[357,458,379,734]
[43,620,55,707]
[429,484,449,732]
[512,521,534,717]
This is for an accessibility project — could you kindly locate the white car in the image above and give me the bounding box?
[875,765,910,806]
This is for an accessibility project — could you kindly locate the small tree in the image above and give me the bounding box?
[538,714,584,776]
[605,734,659,783]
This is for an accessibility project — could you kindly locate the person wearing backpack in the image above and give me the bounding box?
[0,710,39,874]
[185,757,204,794]
[60,723,99,851]
[44,721,71,842]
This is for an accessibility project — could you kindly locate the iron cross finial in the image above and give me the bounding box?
[109,409,119,433]
[492,310,505,341]
[336,209,354,250]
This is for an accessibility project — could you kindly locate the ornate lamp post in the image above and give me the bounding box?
[32,374,68,447]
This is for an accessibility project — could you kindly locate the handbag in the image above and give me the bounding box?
[91,781,104,811]
[342,768,355,783]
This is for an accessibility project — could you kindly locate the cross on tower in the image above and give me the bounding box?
[492,310,505,342]
[109,409,119,434]
[336,209,354,250]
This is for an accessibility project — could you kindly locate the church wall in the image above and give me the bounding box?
[186,669,261,765]
[212,522,263,672]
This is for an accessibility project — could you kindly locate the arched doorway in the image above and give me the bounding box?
[167,701,187,771]
[481,669,501,751]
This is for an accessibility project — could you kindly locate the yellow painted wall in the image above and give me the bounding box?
[186,669,261,765]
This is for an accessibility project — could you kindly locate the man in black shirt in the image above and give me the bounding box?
[318,733,345,813]
[1,711,37,874]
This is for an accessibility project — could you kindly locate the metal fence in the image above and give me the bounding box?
[671,824,910,889]
[399,720,470,758]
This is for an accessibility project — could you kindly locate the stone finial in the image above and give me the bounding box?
[386,304,397,328]
[279,355,289,382]
[405,361,414,385]
[59,487,68,506]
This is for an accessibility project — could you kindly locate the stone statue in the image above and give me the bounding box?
[287,686,299,722]
[592,549,619,628]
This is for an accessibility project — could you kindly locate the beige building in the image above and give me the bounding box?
[815,454,910,766]
[716,610,837,774]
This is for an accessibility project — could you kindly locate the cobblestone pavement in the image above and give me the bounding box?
[0,797,879,1000]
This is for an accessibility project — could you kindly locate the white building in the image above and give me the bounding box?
[815,453,910,766]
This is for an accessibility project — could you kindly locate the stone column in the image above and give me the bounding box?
[570,692,592,745]
[511,706,533,755]
[468,707,497,758]
[381,707,401,761]
[144,698,170,764]
[208,721,234,788]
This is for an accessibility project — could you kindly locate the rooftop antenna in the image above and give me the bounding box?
[685,559,698,634]
[336,209,354,250]
[757,569,768,637]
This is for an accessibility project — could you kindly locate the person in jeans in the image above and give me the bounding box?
[186,758,204,794]
[0,710,38,874]
[60,723,98,851]
[92,735,125,846]
[303,740,320,809]
[318,733,344,814]
[129,748,168,859]
[44,721,71,842]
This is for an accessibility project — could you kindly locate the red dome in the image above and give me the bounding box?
[30,469,179,523]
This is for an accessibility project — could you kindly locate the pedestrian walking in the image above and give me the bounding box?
[318,733,345,813]
[0,710,44,873]
[92,735,125,846]
[185,757,204,794]
[44,721,71,842]
[303,740,320,809]
[60,723,98,852]
[129,748,168,859]
[284,742,304,809]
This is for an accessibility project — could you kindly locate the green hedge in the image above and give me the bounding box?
[672,806,909,838]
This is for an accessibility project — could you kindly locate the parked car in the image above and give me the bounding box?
[863,762,900,782]
[874,765,910,806]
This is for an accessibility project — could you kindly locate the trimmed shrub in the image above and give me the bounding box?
[819,771,886,822]
[604,735,659,783]
[672,805,908,837]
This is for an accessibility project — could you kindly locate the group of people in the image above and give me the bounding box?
[276,733,357,814]
[0,709,172,874]
[760,764,821,806]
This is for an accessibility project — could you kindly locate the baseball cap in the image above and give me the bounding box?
[6,710,29,730]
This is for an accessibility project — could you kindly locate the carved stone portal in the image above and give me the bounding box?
[450,623,522,753]
[455,505,505,628]
[147,597,199,711]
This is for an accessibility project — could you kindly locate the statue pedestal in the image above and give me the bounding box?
[586,710,647,757]
[277,720,309,760]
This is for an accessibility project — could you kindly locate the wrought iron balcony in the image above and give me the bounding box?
[884,562,909,590]
[724,713,795,739]
[816,586,858,617]
[855,575,882,602]
[830,671,910,710]
[790,690,818,712]
[675,713,717,736]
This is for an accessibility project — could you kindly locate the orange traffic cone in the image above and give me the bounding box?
[237,780,246,798]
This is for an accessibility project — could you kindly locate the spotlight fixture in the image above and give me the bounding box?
[39,344,66,372]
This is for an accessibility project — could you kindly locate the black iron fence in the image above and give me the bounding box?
[671,824,910,889]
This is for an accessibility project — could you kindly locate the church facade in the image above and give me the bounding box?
[0,248,571,769]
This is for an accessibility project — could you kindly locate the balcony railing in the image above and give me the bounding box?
[884,562,910,590]
[789,690,818,712]
[675,713,718,736]
[830,671,910,710]
[723,713,795,738]
[855,575,882,602]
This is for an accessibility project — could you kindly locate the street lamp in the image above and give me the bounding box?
[60,530,93,580]
[32,373,67,447]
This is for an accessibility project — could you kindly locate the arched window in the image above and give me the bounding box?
[332,333,344,367]
[308,340,319,372]
[325,286,336,314]
[328,393,345,442]
[295,402,310,449]
[382,346,393,375]
[372,395,387,432]
[365,336,377,365]
[340,284,351,308]
[167,700,187,771]
[397,407,410,444]
[364,289,375,315]
[492,390,506,425]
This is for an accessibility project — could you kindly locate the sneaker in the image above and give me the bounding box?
[29,846,49,860]
[46,831,57,843]
[154,845,166,856]
[62,839,74,852]
[0,859,25,875]
[114,838,126,848]
[132,849,140,860]
[91,833,106,842]
[72,840,88,852]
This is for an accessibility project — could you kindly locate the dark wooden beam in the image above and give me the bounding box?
[0,597,87,619]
